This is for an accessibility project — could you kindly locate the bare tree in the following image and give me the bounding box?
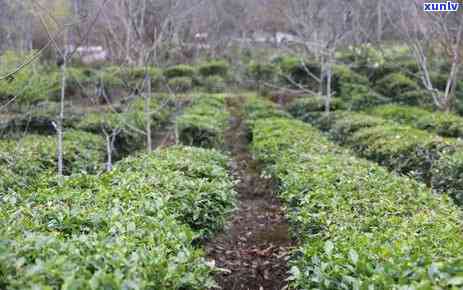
[394,1,463,112]
[285,0,354,115]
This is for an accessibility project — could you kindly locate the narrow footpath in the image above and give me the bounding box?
[206,96,294,290]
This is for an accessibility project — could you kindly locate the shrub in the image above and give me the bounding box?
[163,64,196,79]
[115,146,236,236]
[332,64,369,92]
[203,75,226,93]
[371,104,463,138]
[77,96,174,155]
[374,73,420,104]
[48,67,94,100]
[349,124,458,183]
[288,96,343,122]
[246,62,277,89]
[77,111,143,156]
[178,95,228,149]
[323,111,463,200]
[97,66,125,88]
[198,60,229,78]
[0,130,106,182]
[250,116,463,289]
[325,111,387,142]
[123,66,161,89]
[243,95,290,126]
[328,65,388,110]
[0,102,82,137]
[337,45,384,69]
[167,77,193,93]
[344,86,388,110]
[0,145,236,289]
[276,56,321,90]
[0,51,57,105]
[0,147,235,290]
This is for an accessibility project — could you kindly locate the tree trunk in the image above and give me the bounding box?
[325,64,332,115]
[377,0,382,43]
[145,74,152,152]
[57,58,66,182]
[105,133,113,171]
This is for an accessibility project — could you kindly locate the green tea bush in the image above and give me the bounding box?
[374,73,421,105]
[0,51,57,105]
[243,95,290,127]
[349,124,458,183]
[167,77,193,93]
[288,96,344,122]
[276,56,321,90]
[0,146,236,289]
[323,111,463,203]
[178,95,228,149]
[0,102,63,137]
[48,67,94,100]
[115,146,236,236]
[337,45,385,69]
[325,111,387,143]
[332,64,369,93]
[198,60,229,78]
[163,64,196,79]
[125,66,161,89]
[203,75,226,93]
[76,111,143,156]
[432,151,463,204]
[0,130,105,183]
[77,97,173,154]
[98,66,125,88]
[246,62,277,89]
[371,104,463,138]
[250,116,463,289]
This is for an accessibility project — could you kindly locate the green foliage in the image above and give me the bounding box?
[48,67,95,100]
[337,44,385,68]
[115,146,236,236]
[0,146,235,288]
[164,64,196,79]
[0,130,105,191]
[203,76,226,93]
[432,151,463,204]
[250,116,463,289]
[349,124,457,183]
[126,66,161,88]
[371,105,463,138]
[276,56,321,90]
[374,73,422,105]
[246,62,277,89]
[367,47,417,83]
[0,51,57,105]
[328,65,387,110]
[288,97,344,122]
[243,95,290,126]
[333,65,369,90]
[324,111,387,143]
[344,85,388,110]
[178,95,228,149]
[0,146,236,289]
[0,102,82,137]
[198,60,229,78]
[77,96,173,154]
[323,111,463,203]
[97,66,125,88]
[167,77,193,93]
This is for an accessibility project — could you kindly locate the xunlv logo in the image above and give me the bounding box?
[423,1,460,11]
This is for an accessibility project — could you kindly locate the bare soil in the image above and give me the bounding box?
[206,96,294,290]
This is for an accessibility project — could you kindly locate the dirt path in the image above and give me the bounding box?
[206,96,294,290]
